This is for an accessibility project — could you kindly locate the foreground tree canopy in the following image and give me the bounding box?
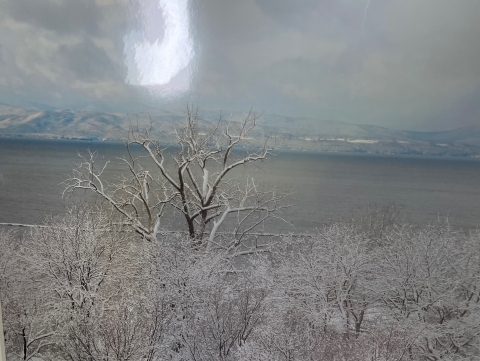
[1,209,479,360]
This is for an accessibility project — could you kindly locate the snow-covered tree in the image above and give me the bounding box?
[0,230,57,361]
[274,224,375,337]
[375,223,480,360]
[63,107,288,253]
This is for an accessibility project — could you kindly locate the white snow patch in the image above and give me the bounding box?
[347,139,379,144]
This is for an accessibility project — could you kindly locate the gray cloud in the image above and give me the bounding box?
[57,40,123,82]
[191,0,480,130]
[7,0,102,36]
[0,0,131,107]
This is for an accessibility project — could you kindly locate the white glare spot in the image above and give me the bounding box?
[124,0,194,94]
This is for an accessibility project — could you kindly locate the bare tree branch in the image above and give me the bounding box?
[63,107,287,249]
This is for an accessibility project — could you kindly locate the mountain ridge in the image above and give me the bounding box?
[1,105,479,157]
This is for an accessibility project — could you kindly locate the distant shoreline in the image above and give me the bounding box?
[2,134,480,160]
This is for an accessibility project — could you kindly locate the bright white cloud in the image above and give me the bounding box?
[124,0,194,94]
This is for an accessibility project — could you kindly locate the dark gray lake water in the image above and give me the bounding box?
[1,137,480,231]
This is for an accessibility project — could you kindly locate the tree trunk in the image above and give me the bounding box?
[0,298,6,361]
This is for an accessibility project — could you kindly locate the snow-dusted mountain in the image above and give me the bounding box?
[1,105,480,156]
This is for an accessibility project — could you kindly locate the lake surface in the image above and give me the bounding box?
[1,137,480,232]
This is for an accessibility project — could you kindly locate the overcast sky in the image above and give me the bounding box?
[0,0,479,131]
